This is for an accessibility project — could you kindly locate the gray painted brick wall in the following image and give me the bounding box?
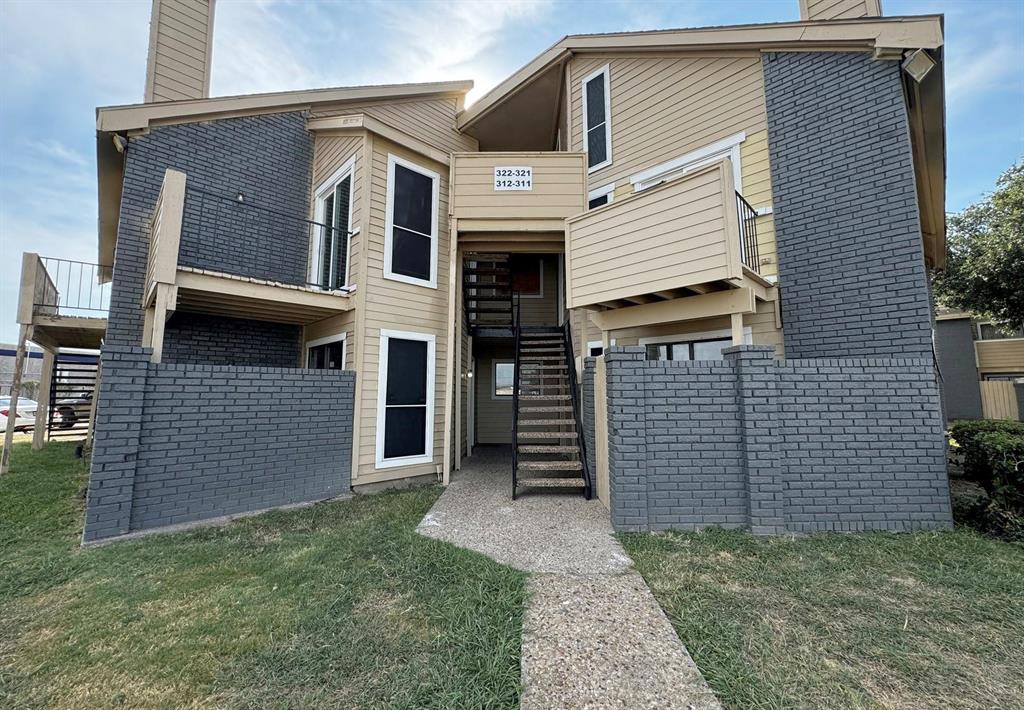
[162,312,301,367]
[762,52,933,359]
[83,346,354,542]
[601,346,952,534]
[581,357,598,491]
[105,112,312,357]
[934,319,984,420]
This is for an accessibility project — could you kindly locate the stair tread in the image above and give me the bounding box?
[520,394,571,401]
[518,418,576,425]
[518,460,584,471]
[518,445,580,453]
[520,356,564,361]
[519,406,573,413]
[516,478,586,489]
[518,430,578,439]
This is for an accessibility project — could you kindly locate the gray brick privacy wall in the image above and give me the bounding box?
[162,312,301,367]
[934,319,984,420]
[762,52,933,359]
[105,112,313,350]
[83,346,354,543]
[581,358,598,489]
[602,346,952,534]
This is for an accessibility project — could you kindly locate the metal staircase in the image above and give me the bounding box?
[463,253,513,335]
[512,297,592,499]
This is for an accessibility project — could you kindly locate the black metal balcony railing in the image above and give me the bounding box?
[735,192,760,274]
[33,257,111,318]
[183,187,352,292]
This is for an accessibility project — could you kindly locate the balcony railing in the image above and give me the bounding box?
[182,186,351,292]
[735,192,760,274]
[32,257,111,318]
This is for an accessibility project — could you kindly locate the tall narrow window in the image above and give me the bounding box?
[385,154,439,288]
[312,158,353,290]
[306,334,346,370]
[582,65,611,172]
[376,330,436,468]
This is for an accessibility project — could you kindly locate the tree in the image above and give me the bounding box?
[933,162,1024,331]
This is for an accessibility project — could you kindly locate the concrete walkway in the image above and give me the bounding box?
[417,446,721,709]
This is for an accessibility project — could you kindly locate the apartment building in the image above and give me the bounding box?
[23,0,951,542]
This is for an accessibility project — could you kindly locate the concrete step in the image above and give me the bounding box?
[518,460,583,471]
[518,444,580,454]
[516,477,586,489]
[518,430,578,439]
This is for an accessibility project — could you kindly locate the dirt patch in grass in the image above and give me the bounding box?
[622,528,1024,709]
[1,442,526,709]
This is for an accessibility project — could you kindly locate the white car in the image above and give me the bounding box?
[0,397,38,432]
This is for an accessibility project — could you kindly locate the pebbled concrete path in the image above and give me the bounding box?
[417,446,720,709]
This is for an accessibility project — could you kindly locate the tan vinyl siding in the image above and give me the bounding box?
[310,97,477,156]
[451,152,587,222]
[738,130,777,278]
[311,134,364,288]
[355,136,452,483]
[976,339,1024,375]
[568,53,768,190]
[145,0,214,103]
[474,341,514,444]
[565,161,737,308]
[801,0,881,21]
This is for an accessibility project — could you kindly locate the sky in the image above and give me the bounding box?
[1,0,1022,344]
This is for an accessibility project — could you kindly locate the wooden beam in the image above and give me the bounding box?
[456,218,568,233]
[1,324,31,474]
[32,348,55,450]
[624,294,658,305]
[731,312,744,346]
[591,288,755,332]
[149,283,176,364]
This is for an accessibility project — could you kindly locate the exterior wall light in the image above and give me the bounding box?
[902,49,936,83]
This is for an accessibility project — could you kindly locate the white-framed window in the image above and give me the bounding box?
[586,338,616,357]
[384,154,439,289]
[587,183,615,210]
[312,157,354,290]
[581,64,612,172]
[630,132,746,194]
[638,327,753,362]
[375,329,436,469]
[305,332,347,370]
[493,361,514,399]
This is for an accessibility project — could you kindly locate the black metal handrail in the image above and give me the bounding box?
[735,192,760,274]
[511,292,522,498]
[184,186,353,292]
[562,321,593,500]
[33,257,111,317]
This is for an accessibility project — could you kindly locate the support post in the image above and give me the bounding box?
[454,249,463,472]
[32,347,55,450]
[731,311,744,346]
[149,284,176,364]
[441,218,459,485]
[84,365,102,449]
[1,324,31,474]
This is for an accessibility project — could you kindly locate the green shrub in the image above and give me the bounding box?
[949,419,1024,495]
[976,430,1024,512]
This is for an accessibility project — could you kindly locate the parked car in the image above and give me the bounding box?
[56,392,93,429]
[0,397,37,432]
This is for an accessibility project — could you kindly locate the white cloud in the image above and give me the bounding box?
[945,42,1019,104]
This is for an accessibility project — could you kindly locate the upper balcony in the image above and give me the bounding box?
[565,157,770,311]
[144,169,354,332]
[450,152,587,236]
[17,254,109,349]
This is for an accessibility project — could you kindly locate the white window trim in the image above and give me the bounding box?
[304,332,347,370]
[492,360,514,400]
[311,156,355,289]
[638,327,753,349]
[375,329,436,470]
[587,338,616,357]
[587,183,615,209]
[383,154,440,289]
[630,132,746,194]
[581,64,612,173]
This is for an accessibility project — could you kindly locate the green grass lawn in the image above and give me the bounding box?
[622,528,1024,710]
[0,442,526,709]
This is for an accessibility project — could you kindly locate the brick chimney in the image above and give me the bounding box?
[799,0,881,21]
[144,0,216,103]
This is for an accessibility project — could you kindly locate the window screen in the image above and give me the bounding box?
[646,338,732,361]
[390,163,434,282]
[383,337,429,459]
[588,194,609,209]
[584,71,609,169]
[317,176,350,289]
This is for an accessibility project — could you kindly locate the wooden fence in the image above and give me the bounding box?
[980,380,1020,421]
